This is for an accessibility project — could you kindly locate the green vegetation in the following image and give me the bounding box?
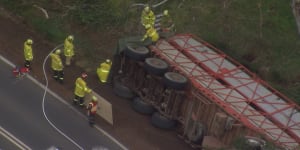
[69,0,127,26]
[0,0,299,103]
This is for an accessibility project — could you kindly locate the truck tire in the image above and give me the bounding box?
[163,72,188,90]
[124,43,149,61]
[160,32,174,39]
[151,112,176,129]
[113,76,135,99]
[187,121,207,145]
[132,97,155,115]
[144,58,168,76]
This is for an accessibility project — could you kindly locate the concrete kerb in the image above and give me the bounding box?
[0,54,128,150]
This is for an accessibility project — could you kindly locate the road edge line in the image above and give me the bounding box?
[0,126,31,150]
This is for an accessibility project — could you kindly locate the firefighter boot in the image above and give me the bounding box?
[24,60,31,70]
[88,114,95,127]
[73,96,79,105]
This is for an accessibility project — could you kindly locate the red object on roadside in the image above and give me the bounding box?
[12,66,29,77]
[20,67,29,74]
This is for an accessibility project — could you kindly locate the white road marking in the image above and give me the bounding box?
[0,126,31,150]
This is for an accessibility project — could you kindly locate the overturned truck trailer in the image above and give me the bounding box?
[112,34,300,149]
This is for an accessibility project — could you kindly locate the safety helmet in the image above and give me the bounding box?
[163,10,168,16]
[92,96,98,102]
[55,49,61,54]
[26,39,33,45]
[106,59,111,63]
[67,35,74,41]
[81,72,88,79]
[144,6,150,13]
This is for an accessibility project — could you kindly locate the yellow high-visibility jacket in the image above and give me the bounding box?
[74,77,91,97]
[50,53,63,71]
[24,42,33,61]
[64,39,74,57]
[97,62,112,83]
[141,10,155,27]
[143,27,159,42]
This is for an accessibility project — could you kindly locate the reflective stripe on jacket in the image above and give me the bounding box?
[141,10,155,26]
[100,62,111,71]
[64,39,74,57]
[50,53,63,71]
[74,77,91,97]
[24,43,33,61]
[144,27,159,42]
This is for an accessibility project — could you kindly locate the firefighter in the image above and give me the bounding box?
[160,10,175,32]
[50,49,64,83]
[141,24,159,43]
[97,59,112,83]
[141,6,155,28]
[73,73,92,107]
[24,39,33,69]
[64,35,74,66]
[87,96,98,126]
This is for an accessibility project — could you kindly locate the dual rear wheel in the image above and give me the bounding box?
[115,43,189,130]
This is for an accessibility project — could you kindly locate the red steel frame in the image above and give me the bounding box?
[150,34,300,149]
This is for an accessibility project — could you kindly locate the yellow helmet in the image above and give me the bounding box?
[144,6,150,13]
[67,35,74,41]
[55,49,61,54]
[163,10,168,16]
[26,39,33,45]
[92,96,98,102]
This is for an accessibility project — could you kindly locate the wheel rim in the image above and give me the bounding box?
[127,44,149,55]
[145,58,168,69]
[165,72,187,83]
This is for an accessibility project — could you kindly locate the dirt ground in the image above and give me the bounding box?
[0,7,213,150]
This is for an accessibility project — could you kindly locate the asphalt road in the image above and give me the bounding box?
[0,58,125,149]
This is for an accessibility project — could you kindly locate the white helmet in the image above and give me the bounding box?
[144,6,150,13]
[55,49,61,54]
[26,39,33,45]
[67,35,74,41]
[163,10,168,16]
[106,59,111,63]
